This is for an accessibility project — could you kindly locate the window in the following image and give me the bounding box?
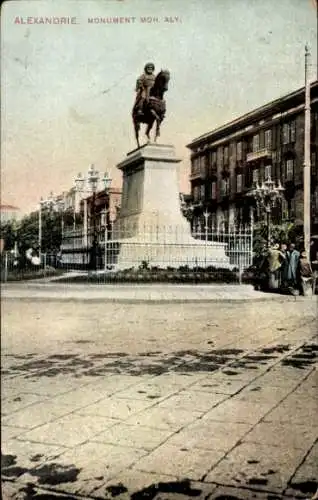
[282,121,296,144]
[290,121,296,142]
[252,169,259,184]
[193,185,200,202]
[217,147,223,168]
[283,123,289,144]
[223,146,229,165]
[286,159,294,181]
[210,150,217,165]
[236,174,242,193]
[200,184,205,200]
[312,153,317,176]
[221,178,230,197]
[252,134,260,153]
[230,143,236,162]
[264,164,272,180]
[265,129,272,149]
[211,182,217,200]
[191,157,199,175]
[236,142,242,161]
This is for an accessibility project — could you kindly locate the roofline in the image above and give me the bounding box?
[0,205,20,210]
[187,80,318,149]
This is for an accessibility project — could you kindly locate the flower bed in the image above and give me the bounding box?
[56,266,241,284]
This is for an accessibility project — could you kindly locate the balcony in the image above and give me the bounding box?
[190,169,206,181]
[246,148,271,162]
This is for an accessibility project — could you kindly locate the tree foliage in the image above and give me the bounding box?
[253,222,302,258]
[1,210,65,254]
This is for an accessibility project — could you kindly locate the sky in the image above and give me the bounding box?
[1,0,317,214]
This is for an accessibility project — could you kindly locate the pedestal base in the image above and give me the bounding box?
[111,143,231,270]
[112,237,230,270]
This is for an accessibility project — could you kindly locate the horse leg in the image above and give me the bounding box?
[134,118,140,148]
[148,110,160,143]
[145,117,155,143]
[154,119,161,142]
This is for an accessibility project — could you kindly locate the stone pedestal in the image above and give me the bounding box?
[111,144,230,269]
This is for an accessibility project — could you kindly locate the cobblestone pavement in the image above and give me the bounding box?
[1,295,318,499]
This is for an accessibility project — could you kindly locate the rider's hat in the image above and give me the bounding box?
[144,62,155,71]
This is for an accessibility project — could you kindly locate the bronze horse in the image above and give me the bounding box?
[132,69,170,148]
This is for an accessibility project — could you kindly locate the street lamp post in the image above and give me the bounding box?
[247,174,285,248]
[38,197,44,255]
[102,172,112,271]
[75,165,112,271]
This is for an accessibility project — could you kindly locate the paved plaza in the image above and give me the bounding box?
[1,285,318,499]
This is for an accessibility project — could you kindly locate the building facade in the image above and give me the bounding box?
[0,204,21,224]
[60,187,122,268]
[187,81,318,233]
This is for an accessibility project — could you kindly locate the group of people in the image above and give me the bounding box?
[256,242,315,296]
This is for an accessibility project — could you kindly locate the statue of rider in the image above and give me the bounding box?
[134,62,156,116]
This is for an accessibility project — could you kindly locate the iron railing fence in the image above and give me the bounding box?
[0,250,54,282]
[1,224,253,283]
[59,223,253,275]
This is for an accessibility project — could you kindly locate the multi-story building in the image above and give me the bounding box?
[0,204,21,224]
[60,187,122,268]
[187,80,318,233]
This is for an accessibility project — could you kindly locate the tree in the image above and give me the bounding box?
[16,209,63,254]
[252,221,301,260]
[0,221,16,250]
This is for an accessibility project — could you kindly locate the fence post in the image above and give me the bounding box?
[238,256,242,285]
[4,251,8,282]
[43,253,47,277]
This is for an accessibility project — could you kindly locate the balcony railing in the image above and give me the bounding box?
[190,169,206,180]
[246,148,271,162]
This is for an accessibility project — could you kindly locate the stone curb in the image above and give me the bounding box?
[1,294,307,304]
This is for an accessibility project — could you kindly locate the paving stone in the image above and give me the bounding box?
[285,460,318,499]
[1,401,75,429]
[1,392,49,416]
[83,374,150,394]
[114,381,182,401]
[1,439,67,482]
[5,376,88,397]
[164,420,251,451]
[49,385,114,410]
[17,413,118,447]
[91,422,174,450]
[156,389,228,412]
[235,383,292,405]
[133,443,225,479]
[47,441,147,496]
[1,425,30,441]
[200,399,273,425]
[264,399,317,425]
[124,406,203,430]
[207,484,283,499]
[204,442,306,493]
[259,366,313,387]
[218,367,267,383]
[76,396,155,420]
[189,375,250,395]
[151,372,209,387]
[243,422,318,450]
[93,470,180,498]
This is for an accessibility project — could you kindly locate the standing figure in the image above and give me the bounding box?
[267,243,283,290]
[279,242,288,289]
[284,243,300,294]
[298,250,313,296]
[134,62,156,116]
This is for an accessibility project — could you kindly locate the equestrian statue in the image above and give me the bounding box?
[132,62,170,148]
